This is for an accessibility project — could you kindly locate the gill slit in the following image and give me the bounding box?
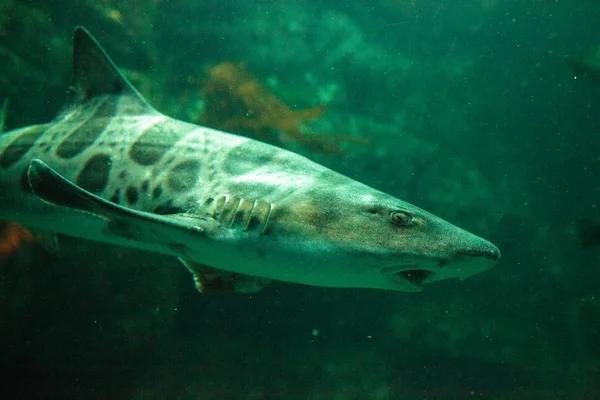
[216,194,229,220]
[262,202,273,234]
[229,197,243,227]
[210,198,217,219]
[244,200,257,231]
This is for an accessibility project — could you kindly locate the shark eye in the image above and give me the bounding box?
[390,211,413,226]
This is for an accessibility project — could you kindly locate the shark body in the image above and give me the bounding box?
[0,27,500,293]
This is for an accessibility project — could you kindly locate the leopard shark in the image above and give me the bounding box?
[0,27,500,293]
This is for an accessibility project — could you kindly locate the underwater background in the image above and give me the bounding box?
[1,0,600,399]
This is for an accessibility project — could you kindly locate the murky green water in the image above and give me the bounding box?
[1,1,600,399]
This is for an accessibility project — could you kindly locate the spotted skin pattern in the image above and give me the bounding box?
[0,126,46,167]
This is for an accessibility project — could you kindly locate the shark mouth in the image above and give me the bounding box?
[398,269,434,287]
[381,265,435,289]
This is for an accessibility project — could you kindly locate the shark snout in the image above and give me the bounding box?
[381,236,500,291]
[401,230,501,289]
[444,236,500,281]
[455,240,501,262]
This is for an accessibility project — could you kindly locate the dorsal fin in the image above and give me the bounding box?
[59,26,155,117]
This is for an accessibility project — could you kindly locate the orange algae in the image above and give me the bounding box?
[200,62,349,154]
[0,221,33,257]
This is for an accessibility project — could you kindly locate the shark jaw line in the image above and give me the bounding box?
[381,247,500,291]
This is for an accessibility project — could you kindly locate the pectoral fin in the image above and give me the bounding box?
[179,259,271,294]
[26,159,219,247]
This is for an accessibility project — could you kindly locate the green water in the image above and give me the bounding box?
[1,1,600,399]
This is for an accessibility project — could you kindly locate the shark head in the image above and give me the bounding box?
[264,177,500,292]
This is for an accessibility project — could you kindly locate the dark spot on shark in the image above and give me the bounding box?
[37,140,51,153]
[167,160,200,192]
[56,98,116,159]
[151,185,163,199]
[110,189,121,204]
[129,123,193,166]
[185,196,196,207]
[125,186,139,204]
[0,126,45,168]
[222,144,277,176]
[50,129,74,143]
[44,132,57,142]
[141,180,149,193]
[75,153,112,193]
[118,170,128,180]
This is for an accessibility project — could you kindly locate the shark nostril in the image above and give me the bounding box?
[483,243,501,260]
[489,246,501,260]
[457,244,501,261]
[456,249,484,257]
